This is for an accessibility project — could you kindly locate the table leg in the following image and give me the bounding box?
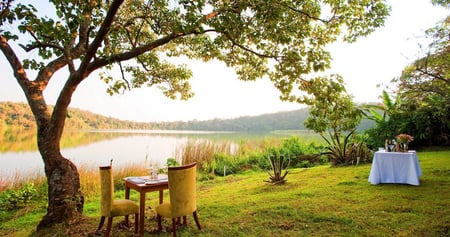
[125,186,130,224]
[159,190,164,204]
[139,191,146,237]
[125,185,130,199]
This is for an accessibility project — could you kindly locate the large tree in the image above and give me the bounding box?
[0,0,389,228]
[391,14,449,146]
[397,16,449,105]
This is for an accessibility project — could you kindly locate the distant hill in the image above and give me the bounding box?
[167,109,310,131]
[0,102,155,130]
[0,101,374,132]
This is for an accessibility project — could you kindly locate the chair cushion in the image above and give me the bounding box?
[110,199,139,216]
[155,202,172,218]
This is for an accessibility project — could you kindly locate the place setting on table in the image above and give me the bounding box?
[125,175,168,185]
[123,162,202,236]
[368,134,422,186]
[123,163,169,236]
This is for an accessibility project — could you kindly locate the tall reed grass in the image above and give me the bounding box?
[175,139,236,168]
[78,162,148,199]
[174,138,295,176]
[1,137,319,195]
[0,170,46,192]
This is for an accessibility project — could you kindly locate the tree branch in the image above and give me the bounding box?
[50,0,126,142]
[118,61,131,90]
[19,26,65,53]
[0,0,14,20]
[221,30,280,59]
[77,0,125,78]
[86,31,184,73]
[0,35,53,127]
[416,67,448,83]
[279,2,334,23]
[0,35,29,89]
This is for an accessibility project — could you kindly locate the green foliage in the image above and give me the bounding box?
[265,152,290,185]
[0,183,37,209]
[304,76,362,134]
[361,91,397,148]
[432,0,450,8]
[1,149,449,236]
[2,0,390,107]
[0,101,374,135]
[321,132,373,166]
[364,14,450,148]
[322,131,353,166]
[350,133,375,164]
[209,153,240,176]
[304,76,365,166]
[176,135,324,176]
[0,102,157,131]
[165,157,179,167]
[279,136,325,167]
[167,108,311,131]
[246,153,271,170]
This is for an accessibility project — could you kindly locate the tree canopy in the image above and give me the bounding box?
[1,0,390,102]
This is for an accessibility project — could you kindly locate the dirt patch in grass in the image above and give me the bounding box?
[29,215,177,237]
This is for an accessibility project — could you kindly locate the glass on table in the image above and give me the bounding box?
[147,163,159,180]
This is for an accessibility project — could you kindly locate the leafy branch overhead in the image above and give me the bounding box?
[1,0,390,102]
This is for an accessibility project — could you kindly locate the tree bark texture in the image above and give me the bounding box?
[37,151,84,228]
[34,101,85,229]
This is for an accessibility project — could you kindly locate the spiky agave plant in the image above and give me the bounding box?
[266,154,290,184]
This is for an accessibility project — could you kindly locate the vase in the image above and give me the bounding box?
[401,143,408,152]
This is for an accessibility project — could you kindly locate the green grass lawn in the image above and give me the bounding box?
[1,150,449,236]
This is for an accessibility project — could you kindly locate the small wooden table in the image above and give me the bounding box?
[124,175,169,236]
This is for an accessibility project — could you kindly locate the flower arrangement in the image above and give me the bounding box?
[396,134,414,144]
[395,134,414,152]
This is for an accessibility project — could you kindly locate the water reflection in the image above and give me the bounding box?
[0,129,318,180]
[0,129,233,179]
[63,135,187,170]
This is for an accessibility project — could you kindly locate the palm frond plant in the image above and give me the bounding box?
[265,152,290,185]
[321,128,355,166]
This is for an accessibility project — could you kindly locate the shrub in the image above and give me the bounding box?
[165,157,179,167]
[0,183,37,209]
[265,151,290,185]
[323,134,373,166]
[280,136,324,168]
[347,142,373,165]
[247,153,270,170]
[209,153,240,176]
[267,148,290,184]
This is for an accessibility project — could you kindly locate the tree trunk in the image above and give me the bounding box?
[36,133,84,229]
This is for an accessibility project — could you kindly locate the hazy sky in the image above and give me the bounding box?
[0,0,447,122]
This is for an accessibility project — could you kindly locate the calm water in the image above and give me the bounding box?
[0,130,233,179]
[0,129,318,180]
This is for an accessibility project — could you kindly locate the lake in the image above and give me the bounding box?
[1,129,314,180]
[0,129,236,179]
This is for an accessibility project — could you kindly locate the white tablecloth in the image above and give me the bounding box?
[368,151,422,186]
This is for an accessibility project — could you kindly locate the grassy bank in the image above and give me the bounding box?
[1,149,449,236]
